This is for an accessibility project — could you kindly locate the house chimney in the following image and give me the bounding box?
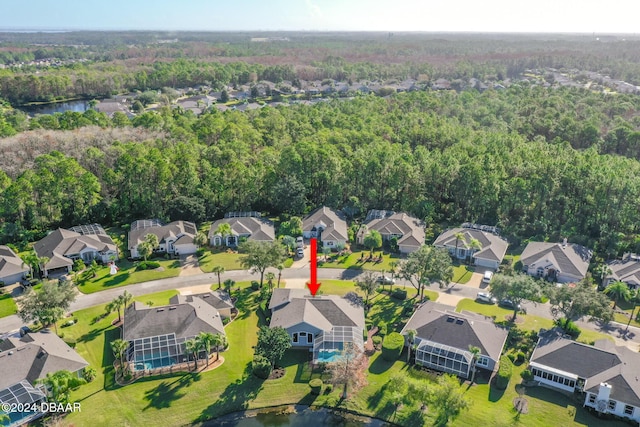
[562,238,568,248]
[597,382,612,401]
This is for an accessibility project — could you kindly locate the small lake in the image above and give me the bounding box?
[208,406,391,426]
[20,100,90,115]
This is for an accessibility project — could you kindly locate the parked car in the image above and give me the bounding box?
[499,299,521,310]
[296,236,304,248]
[482,270,494,284]
[296,248,304,259]
[375,276,395,285]
[476,292,497,304]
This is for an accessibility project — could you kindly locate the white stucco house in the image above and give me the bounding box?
[530,329,640,423]
[128,219,197,258]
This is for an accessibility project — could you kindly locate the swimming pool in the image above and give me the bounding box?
[316,350,340,363]
[133,357,176,371]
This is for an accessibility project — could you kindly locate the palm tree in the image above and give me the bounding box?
[111,339,129,374]
[406,329,417,363]
[197,332,215,367]
[194,231,208,248]
[468,345,481,384]
[454,231,466,260]
[184,338,200,370]
[265,272,276,291]
[111,290,133,323]
[604,281,632,309]
[468,238,482,265]
[41,306,65,335]
[276,264,284,288]
[211,333,225,361]
[212,265,225,289]
[223,279,235,294]
[214,223,233,247]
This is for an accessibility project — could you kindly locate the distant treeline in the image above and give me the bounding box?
[1,88,640,260]
[2,32,640,104]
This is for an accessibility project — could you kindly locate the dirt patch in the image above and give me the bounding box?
[513,397,529,414]
[269,367,286,380]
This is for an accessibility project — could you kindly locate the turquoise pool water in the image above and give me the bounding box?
[317,350,340,363]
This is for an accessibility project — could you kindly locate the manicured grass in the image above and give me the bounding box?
[0,292,17,317]
[198,250,244,272]
[318,250,403,272]
[77,259,181,294]
[456,299,613,343]
[451,264,474,284]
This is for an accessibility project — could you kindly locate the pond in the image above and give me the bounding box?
[19,99,90,115]
[208,406,391,426]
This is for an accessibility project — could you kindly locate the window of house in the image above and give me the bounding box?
[292,333,298,343]
[588,394,596,404]
[299,332,306,337]
[569,380,575,388]
[307,334,313,343]
[476,356,489,367]
[625,405,634,416]
[609,400,616,410]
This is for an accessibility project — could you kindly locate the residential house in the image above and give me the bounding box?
[357,210,425,254]
[176,95,212,115]
[269,289,365,363]
[33,224,118,277]
[122,293,229,370]
[0,245,29,285]
[169,290,235,319]
[529,329,640,422]
[401,301,508,379]
[520,239,592,283]
[94,99,133,118]
[302,207,349,249]
[0,331,88,427]
[128,219,197,259]
[209,212,275,247]
[433,226,508,270]
[604,253,640,290]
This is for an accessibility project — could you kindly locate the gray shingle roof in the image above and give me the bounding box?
[364,212,425,248]
[302,206,348,241]
[401,301,508,362]
[123,297,225,341]
[520,241,592,278]
[208,217,275,242]
[0,331,88,391]
[433,227,508,263]
[170,290,234,313]
[128,220,197,250]
[269,291,365,332]
[606,255,640,286]
[33,227,117,270]
[0,245,28,279]
[531,330,640,406]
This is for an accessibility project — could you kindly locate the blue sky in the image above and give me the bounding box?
[1,0,639,33]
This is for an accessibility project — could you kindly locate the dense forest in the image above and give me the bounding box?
[1,85,640,260]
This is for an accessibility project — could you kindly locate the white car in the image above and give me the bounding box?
[375,276,395,285]
[296,248,304,259]
[476,292,497,304]
[296,236,304,248]
[482,270,494,284]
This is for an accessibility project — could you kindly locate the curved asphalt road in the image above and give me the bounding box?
[2,264,639,349]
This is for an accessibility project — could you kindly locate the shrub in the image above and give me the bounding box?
[196,248,206,257]
[496,356,513,390]
[507,353,516,363]
[516,351,526,364]
[372,336,383,346]
[137,261,160,271]
[83,367,97,382]
[324,384,333,394]
[382,332,404,361]
[377,322,388,337]
[251,281,260,291]
[554,318,581,339]
[252,355,272,379]
[520,369,534,382]
[391,288,407,300]
[309,378,323,395]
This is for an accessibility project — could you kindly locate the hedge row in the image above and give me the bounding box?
[382,332,405,361]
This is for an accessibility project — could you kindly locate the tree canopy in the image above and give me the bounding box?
[489,273,542,321]
[399,245,453,299]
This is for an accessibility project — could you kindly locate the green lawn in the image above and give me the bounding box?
[77,259,181,294]
[0,292,17,317]
[59,283,623,427]
[318,250,403,272]
[455,299,612,344]
[451,264,474,284]
[198,250,244,272]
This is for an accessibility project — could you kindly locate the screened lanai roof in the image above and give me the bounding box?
[313,326,364,353]
[416,339,473,364]
[0,380,46,405]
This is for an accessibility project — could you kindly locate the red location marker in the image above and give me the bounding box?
[307,237,321,296]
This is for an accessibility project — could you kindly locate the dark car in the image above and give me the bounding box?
[499,299,521,310]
